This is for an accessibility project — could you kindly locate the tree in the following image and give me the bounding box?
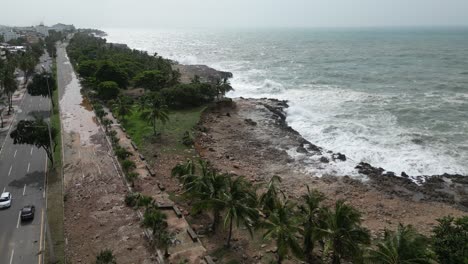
[368,224,435,264]
[432,216,468,264]
[259,175,284,215]
[19,52,37,85]
[115,146,132,160]
[133,70,167,91]
[27,72,56,109]
[143,207,168,244]
[323,200,371,264]
[78,60,99,77]
[95,61,129,88]
[95,249,117,264]
[10,117,57,166]
[112,95,132,122]
[121,159,136,175]
[140,94,169,136]
[215,77,234,99]
[174,159,228,232]
[169,69,181,86]
[101,118,114,133]
[217,176,258,247]
[299,186,326,263]
[2,65,18,114]
[97,81,119,100]
[94,104,108,121]
[262,200,303,264]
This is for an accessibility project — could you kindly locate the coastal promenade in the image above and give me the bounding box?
[56,42,153,263]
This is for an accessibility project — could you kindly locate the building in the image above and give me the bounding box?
[25,33,40,44]
[35,23,49,37]
[0,29,20,42]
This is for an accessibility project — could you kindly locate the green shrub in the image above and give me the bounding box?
[95,249,116,264]
[160,83,217,109]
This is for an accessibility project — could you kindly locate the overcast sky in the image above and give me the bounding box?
[2,0,468,29]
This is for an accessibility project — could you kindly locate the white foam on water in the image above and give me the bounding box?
[103,28,468,178]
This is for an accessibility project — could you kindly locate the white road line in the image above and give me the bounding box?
[27,162,30,172]
[16,211,21,228]
[9,249,14,264]
[23,184,26,196]
[31,147,34,155]
[8,165,12,176]
[14,149,17,158]
[2,187,5,193]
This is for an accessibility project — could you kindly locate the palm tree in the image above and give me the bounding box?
[172,159,230,233]
[2,66,18,114]
[143,207,168,243]
[140,94,169,136]
[259,175,285,215]
[367,224,435,264]
[262,200,303,264]
[299,186,327,263]
[112,95,132,122]
[191,169,229,232]
[323,200,371,264]
[216,176,258,247]
[121,159,136,175]
[171,159,196,180]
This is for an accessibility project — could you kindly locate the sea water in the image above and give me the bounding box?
[104,28,468,177]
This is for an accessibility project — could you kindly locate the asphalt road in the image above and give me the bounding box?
[0,53,52,264]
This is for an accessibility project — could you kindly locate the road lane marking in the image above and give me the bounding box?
[27,162,31,173]
[9,249,14,264]
[39,209,44,264]
[8,165,12,176]
[23,184,26,196]
[2,187,5,193]
[17,210,21,228]
[31,147,34,155]
[14,149,17,158]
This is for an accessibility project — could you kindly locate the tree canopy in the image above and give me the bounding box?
[10,117,57,165]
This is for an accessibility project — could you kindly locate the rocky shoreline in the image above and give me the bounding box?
[195,97,467,234]
[251,98,468,211]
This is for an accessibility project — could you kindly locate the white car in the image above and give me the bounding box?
[0,192,12,208]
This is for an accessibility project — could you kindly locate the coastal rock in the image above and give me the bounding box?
[332,152,347,161]
[320,156,330,163]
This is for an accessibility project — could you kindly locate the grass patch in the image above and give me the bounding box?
[45,60,65,263]
[123,105,206,154]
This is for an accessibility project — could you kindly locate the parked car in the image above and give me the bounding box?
[0,192,12,208]
[20,205,35,221]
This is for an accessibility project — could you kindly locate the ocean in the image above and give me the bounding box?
[104,28,468,177]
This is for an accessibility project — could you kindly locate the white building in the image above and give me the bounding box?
[0,29,20,42]
[35,23,49,37]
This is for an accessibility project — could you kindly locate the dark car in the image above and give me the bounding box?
[20,205,35,221]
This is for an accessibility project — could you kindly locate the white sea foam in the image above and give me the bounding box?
[104,28,468,178]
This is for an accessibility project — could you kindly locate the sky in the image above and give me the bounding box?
[2,0,468,29]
